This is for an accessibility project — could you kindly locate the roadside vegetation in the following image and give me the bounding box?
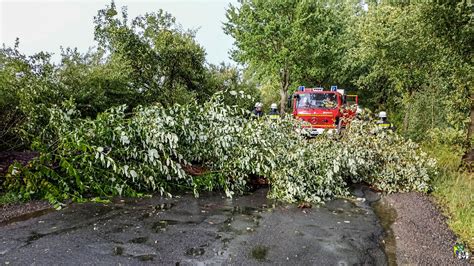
[0,0,472,246]
[423,141,474,247]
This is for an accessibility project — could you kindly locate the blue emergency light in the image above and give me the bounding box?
[298,86,305,91]
[331,85,337,91]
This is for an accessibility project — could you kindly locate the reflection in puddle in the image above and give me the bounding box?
[153,203,175,211]
[152,219,179,232]
[186,247,205,256]
[372,198,397,266]
[223,206,259,216]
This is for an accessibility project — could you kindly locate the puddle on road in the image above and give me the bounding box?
[0,208,54,227]
[251,245,269,261]
[113,245,155,262]
[152,219,180,233]
[223,206,259,216]
[113,246,124,256]
[129,236,148,244]
[137,254,155,261]
[186,247,205,256]
[218,205,264,236]
[152,203,175,211]
[372,197,397,266]
[325,198,367,217]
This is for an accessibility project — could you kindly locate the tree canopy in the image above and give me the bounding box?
[224,0,356,113]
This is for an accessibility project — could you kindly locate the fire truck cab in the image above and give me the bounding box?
[291,86,359,136]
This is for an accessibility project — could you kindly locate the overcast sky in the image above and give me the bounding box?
[0,0,237,64]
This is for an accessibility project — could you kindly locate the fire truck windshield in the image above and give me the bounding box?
[297,93,337,109]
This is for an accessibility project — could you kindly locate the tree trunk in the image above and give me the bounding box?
[462,96,474,169]
[466,97,474,141]
[279,68,290,115]
[403,90,413,132]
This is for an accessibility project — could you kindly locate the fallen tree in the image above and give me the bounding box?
[4,92,436,207]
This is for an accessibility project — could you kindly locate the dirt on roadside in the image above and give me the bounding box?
[382,192,471,265]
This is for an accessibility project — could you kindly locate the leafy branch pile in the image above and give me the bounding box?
[4,92,436,205]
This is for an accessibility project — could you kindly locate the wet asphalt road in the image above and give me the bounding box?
[0,188,387,265]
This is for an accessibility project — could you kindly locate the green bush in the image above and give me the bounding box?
[4,92,437,206]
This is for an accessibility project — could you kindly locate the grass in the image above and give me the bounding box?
[423,142,474,248]
[433,171,473,247]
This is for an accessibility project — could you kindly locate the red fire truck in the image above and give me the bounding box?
[291,86,359,136]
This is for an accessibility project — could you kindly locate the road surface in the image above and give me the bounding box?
[0,188,387,265]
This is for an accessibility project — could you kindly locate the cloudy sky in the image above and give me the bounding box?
[1,0,237,64]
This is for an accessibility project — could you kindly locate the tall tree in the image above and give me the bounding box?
[94,2,211,106]
[224,0,353,113]
[345,3,472,140]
